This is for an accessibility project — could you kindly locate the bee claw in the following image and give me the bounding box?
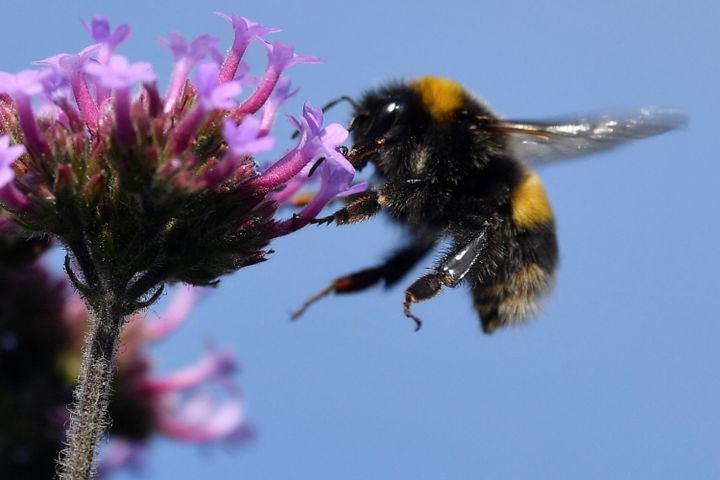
[403,293,423,331]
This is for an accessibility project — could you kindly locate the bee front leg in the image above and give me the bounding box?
[310,190,381,225]
[403,233,487,330]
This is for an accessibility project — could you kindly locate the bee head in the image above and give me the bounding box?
[352,76,467,143]
[347,77,466,175]
[350,89,413,147]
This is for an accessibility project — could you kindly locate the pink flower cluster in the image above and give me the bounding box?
[0,13,362,233]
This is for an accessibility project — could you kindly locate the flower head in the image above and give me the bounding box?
[0,11,360,299]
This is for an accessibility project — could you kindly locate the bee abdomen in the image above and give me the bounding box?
[472,263,555,334]
[510,170,554,228]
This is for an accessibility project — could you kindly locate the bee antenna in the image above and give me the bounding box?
[320,95,360,113]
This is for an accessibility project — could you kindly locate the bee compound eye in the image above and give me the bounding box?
[367,99,403,138]
[349,113,369,132]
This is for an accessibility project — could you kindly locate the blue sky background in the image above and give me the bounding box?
[3,0,719,479]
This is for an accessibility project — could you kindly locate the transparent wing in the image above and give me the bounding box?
[493,108,687,165]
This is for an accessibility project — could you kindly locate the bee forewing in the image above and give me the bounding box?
[503,108,687,164]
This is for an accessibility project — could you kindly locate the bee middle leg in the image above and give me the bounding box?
[291,238,435,320]
[403,234,487,330]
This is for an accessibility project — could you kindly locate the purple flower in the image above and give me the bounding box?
[262,103,366,230]
[0,134,29,211]
[160,32,219,63]
[143,284,204,341]
[81,16,130,55]
[0,135,24,189]
[282,105,367,227]
[160,33,220,113]
[84,54,156,90]
[303,153,368,201]
[224,117,275,156]
[0,14,359,479]
[260,76,298,133]
[235,62,258,88]
[194,62,242,110]
[0,69,45,97]
[36,45,99,76]
[81,17,129,105]
[158,391,249,443]
[37,67,71,101]
[263,40,322,75]
[202,118,274,188]
[142,349,237,394]
[84,55,155,142]
[113,286,251,447]
[168,62,243,154]
[233,41,320,117]
[216,12,279,84]
[97,440,144,478]
[36,45,100,129]
[109,287,251,447]
[253,102,347,191]
[0,71,51,155]
[216,13,280,45]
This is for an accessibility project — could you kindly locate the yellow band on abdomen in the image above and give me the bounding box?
[511,171,554,227]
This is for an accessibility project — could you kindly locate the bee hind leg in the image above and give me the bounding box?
[403,233,488,331]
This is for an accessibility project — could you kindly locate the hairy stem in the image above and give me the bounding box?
[59,293,125,480]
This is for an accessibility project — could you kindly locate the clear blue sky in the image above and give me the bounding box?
[4,0,719,479]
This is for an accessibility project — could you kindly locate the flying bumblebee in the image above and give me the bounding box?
[292,76,685,333]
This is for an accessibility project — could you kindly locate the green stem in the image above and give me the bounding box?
[58,293,125,480]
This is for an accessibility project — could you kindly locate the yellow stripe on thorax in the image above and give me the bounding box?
[411,76,464,123]
[511,171,554,227]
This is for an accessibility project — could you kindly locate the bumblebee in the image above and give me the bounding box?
[292,76,685,333]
